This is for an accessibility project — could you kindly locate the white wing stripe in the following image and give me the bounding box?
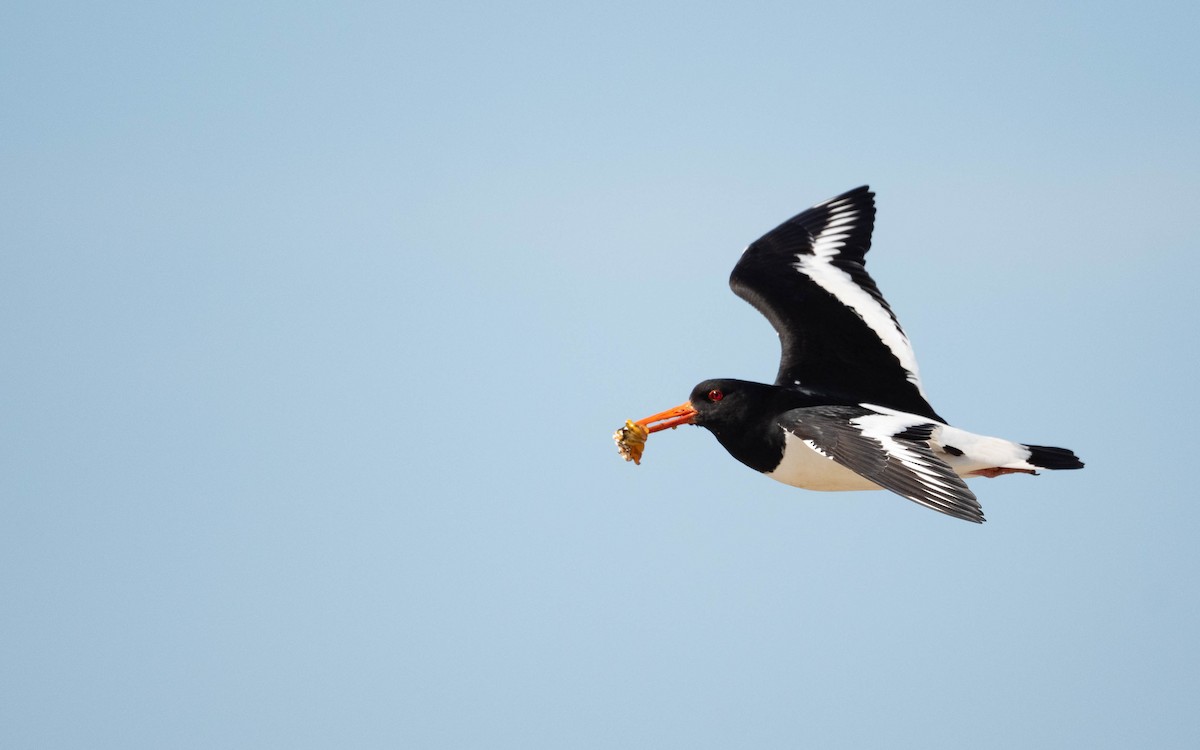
[853,410,966,498]
[823,216,859,229]
[796,210,925,397]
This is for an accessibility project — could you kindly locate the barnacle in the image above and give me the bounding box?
[614,420,650,465]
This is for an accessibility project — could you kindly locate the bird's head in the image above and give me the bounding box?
[632,379,779,438]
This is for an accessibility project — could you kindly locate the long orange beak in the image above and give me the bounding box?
[634,402,698,433]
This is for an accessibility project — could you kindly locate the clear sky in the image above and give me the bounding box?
[3,1,1198,748]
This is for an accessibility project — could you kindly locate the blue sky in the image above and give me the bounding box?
[3,1,1198,747]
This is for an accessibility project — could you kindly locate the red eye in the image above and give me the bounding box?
[708,389,723,402]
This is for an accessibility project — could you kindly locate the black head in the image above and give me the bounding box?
[681,378,809,473]
[629,378,805,473]
[687,378,789,438]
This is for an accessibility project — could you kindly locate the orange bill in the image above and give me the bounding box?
[634,402,698,433]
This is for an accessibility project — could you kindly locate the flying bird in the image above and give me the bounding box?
[619,186,1082,523]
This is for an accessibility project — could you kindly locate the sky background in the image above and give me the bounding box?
[3,1,1198,748]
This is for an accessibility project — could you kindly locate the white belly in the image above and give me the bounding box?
[765,431,883,491]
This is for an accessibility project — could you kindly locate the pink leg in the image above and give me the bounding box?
[968,467,1039,478]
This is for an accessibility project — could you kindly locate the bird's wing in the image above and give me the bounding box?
[730,186,941,421]
[780,405,984,523]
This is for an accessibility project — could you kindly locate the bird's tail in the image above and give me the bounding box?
[1024,444,1084,471]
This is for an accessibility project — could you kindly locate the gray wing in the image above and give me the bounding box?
[780,406,984,523]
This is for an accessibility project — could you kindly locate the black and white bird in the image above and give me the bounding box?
[626,186,1082,523]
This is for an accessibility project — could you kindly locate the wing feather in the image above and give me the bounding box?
[730,187,942,421]
[780,405,984,523]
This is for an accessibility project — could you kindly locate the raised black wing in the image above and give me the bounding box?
[730,186,942,421]
[781,405,984,523]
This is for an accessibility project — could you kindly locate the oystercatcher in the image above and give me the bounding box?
[623,186,1083,523]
